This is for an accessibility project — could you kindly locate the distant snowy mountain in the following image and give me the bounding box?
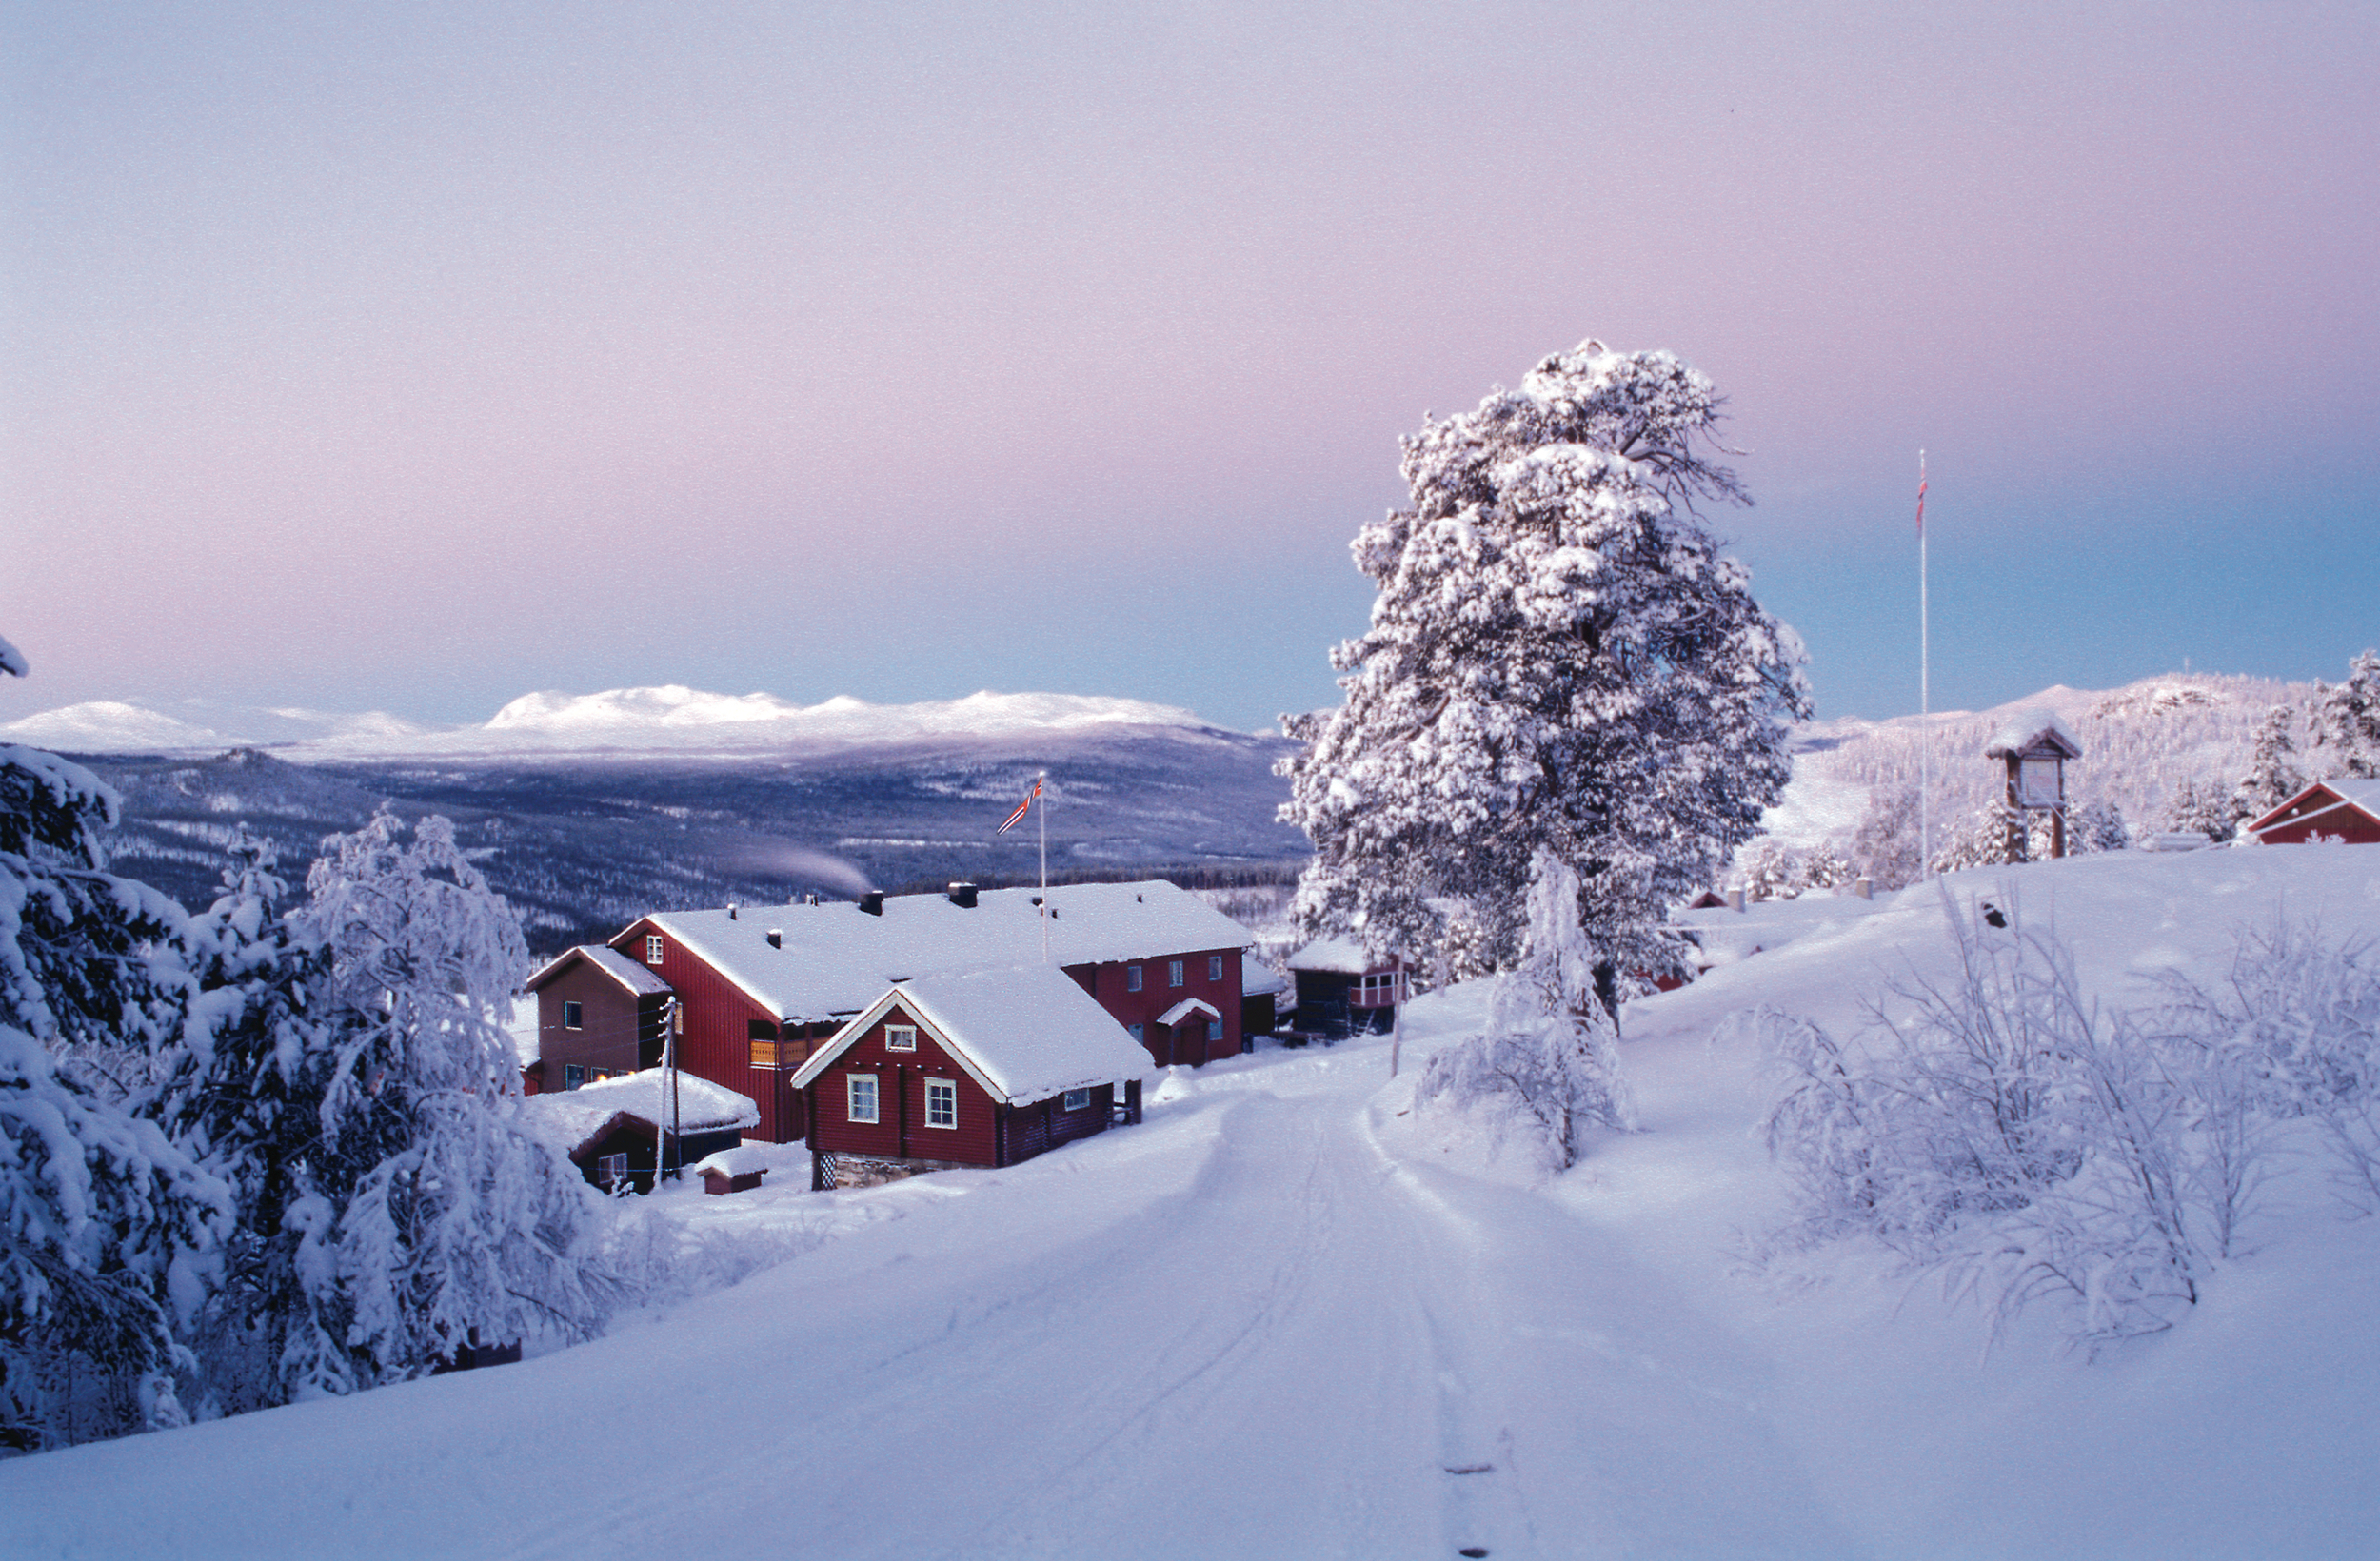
[0,685,1223,759]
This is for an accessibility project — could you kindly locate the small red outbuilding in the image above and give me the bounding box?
[790,964,1152,1191]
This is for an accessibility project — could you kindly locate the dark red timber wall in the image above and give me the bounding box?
[1068,947,1241,1069]
[609,919,811,1144]
[808,1002,1001,1166]
[2255,787,2380,845]
[531,958,654,1087]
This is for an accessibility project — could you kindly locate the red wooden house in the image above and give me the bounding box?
[520,943,674,1094]
[2245,779,2380,845]
[789,965,1154,1190]
[601,880,1251,1142]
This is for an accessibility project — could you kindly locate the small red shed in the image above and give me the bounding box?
[2244,779,2380,845]
[791,964,1152,1191]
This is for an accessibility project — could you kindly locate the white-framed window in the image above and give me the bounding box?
[884,1024,917,1052]
[563,1000,584,1030]
[1063,1088,1092,1112]
[1126,964,1143,992]
[1168,959,1184,987]
[645,935,664,965]
[924,1078,957,1129]
[847,1073,880,1124]
[1208,955,1223,982]
[596,1152,629,1189]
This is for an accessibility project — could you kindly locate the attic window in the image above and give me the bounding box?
[885,1025,917,1052]
[645,935,664,966]
[563,1001,584,1030]
[1126,964,1143,992]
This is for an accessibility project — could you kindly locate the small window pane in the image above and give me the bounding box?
[1208,955,1223,982]
[563,1001,584,1030]
[1063,1088,1091,1112]
[645,935,665,965]
[1168,959,1183,987]
[885,1025,917,1052]
[1126,965,1142,992]
[1207,1018,1222,1042]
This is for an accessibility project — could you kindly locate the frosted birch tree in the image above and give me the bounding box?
[292,807,603,1387]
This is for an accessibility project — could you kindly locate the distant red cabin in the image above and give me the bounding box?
[2246,780,2380,846]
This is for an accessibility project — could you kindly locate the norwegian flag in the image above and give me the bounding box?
[1916,455,1928,534]
[997,776,1041,835]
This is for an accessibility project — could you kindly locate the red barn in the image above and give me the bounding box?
[790,965,1153,1190]
[2245,779,2380,845]
[605,880,1254,1142]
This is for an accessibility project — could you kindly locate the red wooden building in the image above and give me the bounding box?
[1285,937,1407,1040]
[590,880,1252,1142]
[2245,779,2380,845]
[789,965,1154,1189]
[520,943,674,1095]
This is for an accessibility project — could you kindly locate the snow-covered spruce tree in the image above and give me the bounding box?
[2160,778,2239,844]
[1280,338,1809,1019]
[2232,702,2308,822]
[142,832,354,1414]
[2068,799,2130,855]
[0,635,228,1450]
[2312,650,2380,780]
[291,807,603,1387]
[1416,851,1636,1169]
[1847,784,1923,891]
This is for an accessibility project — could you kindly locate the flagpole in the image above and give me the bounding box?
[1038,771,1050,964]
[1918,449,1931,879]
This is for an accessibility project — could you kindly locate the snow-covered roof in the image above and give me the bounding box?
[1286,937,1383,975]
[638,880,1254,1022]
[1240,960,1288,998]
[1157,998,1220,1027]
[1983,709,2083,761]
[526,942,674,998]
[521,1069,758,1159]
[2245,778,2380,835]
[789,965,1152,1106]
[691,1144,777,1179]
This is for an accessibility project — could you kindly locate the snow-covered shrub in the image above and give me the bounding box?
[2152,919,2380,1215]
[1415,853,1636,1172]
[1760,891,2289,1344]
[2068,800,2130,854]
[1929,800,2025,873]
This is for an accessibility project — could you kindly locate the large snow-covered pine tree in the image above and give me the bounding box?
[1281,338,1809,996]
[1,638,228,1449]
[2312,651,2380,780]
[2233,702,2308,822]
[292,808,603,1387]
[143,832,355,1413]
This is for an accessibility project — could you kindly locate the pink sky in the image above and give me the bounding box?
[6,0,2373,728]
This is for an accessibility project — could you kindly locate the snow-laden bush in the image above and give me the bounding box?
[1758,890,2291,1345]
[1415,853,1636,1173]
[2152,919,2380,1214]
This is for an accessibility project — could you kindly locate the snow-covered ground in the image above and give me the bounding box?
[8,847,2380,1559]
